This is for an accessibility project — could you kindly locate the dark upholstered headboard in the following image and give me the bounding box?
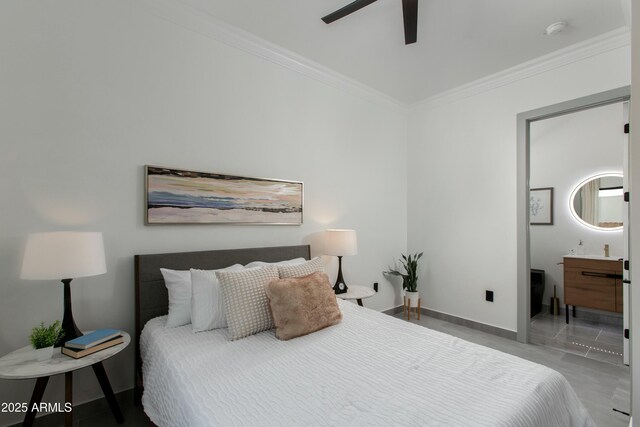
[133,244,311,403]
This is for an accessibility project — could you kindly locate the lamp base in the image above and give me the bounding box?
[55,279,83,347]
[333,282,348,294]
[333,256,349,294]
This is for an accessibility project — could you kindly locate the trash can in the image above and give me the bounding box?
[530,269,545,318]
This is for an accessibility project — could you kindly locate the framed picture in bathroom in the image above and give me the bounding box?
[530,187,553,225]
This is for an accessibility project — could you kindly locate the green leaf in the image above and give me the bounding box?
[29,320,63,349]
[385,252,423,293]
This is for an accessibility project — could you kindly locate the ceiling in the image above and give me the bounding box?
[179,0,628,104]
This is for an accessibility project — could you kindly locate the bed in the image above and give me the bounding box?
[135,245,594,427]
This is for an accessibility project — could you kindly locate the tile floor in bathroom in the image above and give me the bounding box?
[530,308,625,366]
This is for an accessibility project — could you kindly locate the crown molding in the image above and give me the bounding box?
[136,0,628,116]
[411,27,631,112]
[138,0,409,115]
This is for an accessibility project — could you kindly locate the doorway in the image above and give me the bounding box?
[528,102,626,365]
[515,86,630,351]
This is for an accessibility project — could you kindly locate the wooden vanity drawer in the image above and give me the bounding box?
[564,267,616,311]
[564,257,622,272]
[563,257,622,315]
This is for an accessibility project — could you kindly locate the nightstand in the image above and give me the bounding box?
[0,331,130,427]
[336,285,376,307]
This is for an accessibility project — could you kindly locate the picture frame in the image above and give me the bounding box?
[145,166,303,225]
[530,187,554,225]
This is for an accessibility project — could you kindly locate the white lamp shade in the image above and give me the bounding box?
[325,229,358,256]
[21,232,107,280]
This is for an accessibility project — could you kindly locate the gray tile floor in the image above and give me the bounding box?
[530,309,626,367]
[395,312,631,427]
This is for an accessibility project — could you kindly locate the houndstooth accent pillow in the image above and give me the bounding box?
[217,265,279,340]
[277,257,324,278]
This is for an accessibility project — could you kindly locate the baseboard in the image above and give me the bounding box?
[387,305,517,340]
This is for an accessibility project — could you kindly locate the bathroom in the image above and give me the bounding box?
[529,101,627,366]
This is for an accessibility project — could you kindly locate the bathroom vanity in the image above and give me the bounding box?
[563,255,623,324]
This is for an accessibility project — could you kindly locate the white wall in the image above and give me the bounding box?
[0,1,407,425]
[407,45,630,332]
[530,102,624,306]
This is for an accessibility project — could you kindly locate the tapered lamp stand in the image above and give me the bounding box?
[333,256,349,294]
[56,278,83,347]
[325,229,357,295]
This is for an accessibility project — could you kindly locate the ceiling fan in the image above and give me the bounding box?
[321,0,419,45]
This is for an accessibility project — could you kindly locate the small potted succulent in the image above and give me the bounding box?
[384,252,423,305]
[30,321,63,361]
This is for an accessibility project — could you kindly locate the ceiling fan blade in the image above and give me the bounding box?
[402,0,418,44]
[322,0,378,24]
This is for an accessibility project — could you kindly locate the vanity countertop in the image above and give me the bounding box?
[564,254,622,261]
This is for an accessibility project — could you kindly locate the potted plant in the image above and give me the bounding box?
[384,252,423,305]
[29,321,63,361]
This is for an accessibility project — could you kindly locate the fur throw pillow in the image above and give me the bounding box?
[265,272,342,340]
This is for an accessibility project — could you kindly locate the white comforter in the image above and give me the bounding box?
[141,300,594,427]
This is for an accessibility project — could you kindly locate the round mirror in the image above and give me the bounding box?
[570,173,623,231]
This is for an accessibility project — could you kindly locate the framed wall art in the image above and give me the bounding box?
[530,187,553,225]
[145,166,303,225]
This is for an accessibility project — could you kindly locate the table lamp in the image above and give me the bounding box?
[325,229,358,294]
[21,232,107,347]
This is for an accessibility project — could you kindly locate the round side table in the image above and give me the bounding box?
[0,331,130,427]
[336,285,376,306]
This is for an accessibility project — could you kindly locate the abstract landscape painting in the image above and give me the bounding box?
[146,166,303,224]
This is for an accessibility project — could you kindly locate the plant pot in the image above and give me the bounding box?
[34,346,54,362]
[405,290,420,306]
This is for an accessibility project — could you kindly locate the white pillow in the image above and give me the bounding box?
[160,268,192,328]
[190,264,245,332]
[277,257,325,278]
[244,257,306,269]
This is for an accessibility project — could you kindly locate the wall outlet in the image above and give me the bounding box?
[486,290,494,302]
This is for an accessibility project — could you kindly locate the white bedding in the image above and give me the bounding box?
[141,300,595,427]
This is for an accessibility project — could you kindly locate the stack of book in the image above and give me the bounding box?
[62,329,123,359]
